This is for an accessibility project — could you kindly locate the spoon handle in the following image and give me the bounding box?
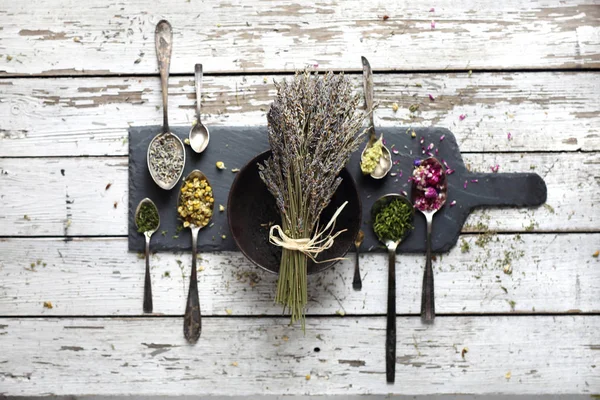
[361,56,376,143]
[386,246,397,383]
[194,64,203,120]
[421,214,435,323]
[184,227,202,343]
[155,20,172,133]
[352,247,362,290]
[143,233,153,313]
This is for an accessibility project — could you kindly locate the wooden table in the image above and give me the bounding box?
[1,1,599,397]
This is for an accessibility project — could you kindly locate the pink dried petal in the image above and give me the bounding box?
[446,168,455,175]
[420,137,425,144]
[464,180,468,189]
[393,159,400,165]
[429,7,435,12]
[429,94,435,101]
[424,187,438,198]
[442,159,449,169]
[435,148,439,155]
[431,20,436,29]
[426,151,433,157]
[450,200,457,207]
[427,143,435,150]
[490,164,500,173]
[399,170,403,177]
[459,114,466,121]
[471,179,479,183]
[392,148,399,155]
[401,190,408,197]
[382,138,387,145]
[507,132,512,140]
[439,134,445,141]
[313,63,319,69]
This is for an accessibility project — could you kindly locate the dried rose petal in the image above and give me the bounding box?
[507,132,512,140]
[490,164,500,173]
[446,168,455,175]
[459,114,466,121]
[464,180,468,189]
[420,137,425,144]
[471,179,479,183]
[429,7,435,12]
[431,20,436,29]
[429,94,435,101]
[427,143,434,151]
[392,148,399,155]
[442,159,449,169]
[440,134,445,142]
[450,200,457,207]
[424,187,437,198]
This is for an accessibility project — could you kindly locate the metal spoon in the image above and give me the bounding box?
[371,194,414,383]
[189,63,210,153]
[352,230,364,290]
[178,169,214,343]
[148,20,186,190]
[134,198,160,313]
[411,157,448,324]
[360,56,392,179]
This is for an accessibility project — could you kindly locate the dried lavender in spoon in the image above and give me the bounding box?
[148,134,185,186]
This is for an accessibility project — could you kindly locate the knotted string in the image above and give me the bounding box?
[268,201,348,263]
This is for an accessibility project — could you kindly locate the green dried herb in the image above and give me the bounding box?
[373,199,413,242]
[136,202,159,233]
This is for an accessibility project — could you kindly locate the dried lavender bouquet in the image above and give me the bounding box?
[258,70,368,328]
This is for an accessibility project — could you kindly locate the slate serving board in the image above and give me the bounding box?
[128,126,547,253]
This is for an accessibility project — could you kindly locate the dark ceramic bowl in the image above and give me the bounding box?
[228,151,362,275]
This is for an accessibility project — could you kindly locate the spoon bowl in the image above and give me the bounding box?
[134,198,160,313]
[370,193,414,383]
[177,169,214,343]
[411,157,448,324]
[189,64,210,153]
[147,20,186,190]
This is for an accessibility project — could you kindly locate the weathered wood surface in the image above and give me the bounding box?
[0,72,599,157]
[0,152,597,236]
[1,0,599,76]
[0,316,598,396]
[0,234,598,316]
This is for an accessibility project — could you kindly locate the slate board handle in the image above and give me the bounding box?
[465,173,547,208]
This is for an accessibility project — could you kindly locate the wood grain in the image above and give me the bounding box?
[0,234,598,316]
[0,152,596,236]
[0,0,599,76]
[0,72,598,157]
[0,316,598,396]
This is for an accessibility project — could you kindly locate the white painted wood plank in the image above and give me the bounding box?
[0,0,598,76]
[0,234,597,316]
[0,316,597,396]
[0,152,596,236]
[0,72,598,157]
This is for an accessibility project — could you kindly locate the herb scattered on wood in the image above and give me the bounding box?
[372,199,413,242]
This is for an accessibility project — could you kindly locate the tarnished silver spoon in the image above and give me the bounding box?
[371,194,414,383]
[178,170,214,343]
[134,198,160,313]
[360,56,392,179]
[411,157,448,324]
[189,64,210,153]
[148,20,186,190]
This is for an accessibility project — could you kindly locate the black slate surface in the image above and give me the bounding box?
[128,126,547,253]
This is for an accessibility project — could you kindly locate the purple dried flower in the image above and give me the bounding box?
[507,132,512,140]
[490,164,500,173]
[429,7,435,12]
[431,20,436,29]
[459,114,466,121]
[429,94,435,101]
[427,143,434,150]
[399,170,403,177]
[450,200,456,207]
[463,180,468,189]
[440,134,445,141]
[414,159,422,166]
[471,179,479,183]
[424,187,437,198]
[446,168,455,175]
